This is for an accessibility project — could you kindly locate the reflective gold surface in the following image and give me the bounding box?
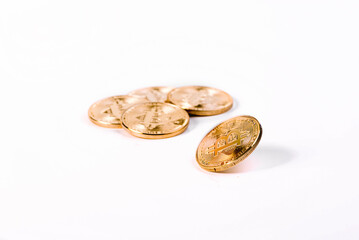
[121,102,190,139]
[129,86,174,103]
[168,86,233,116]
[196,115,262,172]
[88,95,148,128]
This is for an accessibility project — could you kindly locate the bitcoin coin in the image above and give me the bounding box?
[168,86,233,116]
[196,115,262,172]
[129,86,174,102]
[121,102,190,139]
[88,95,148,128]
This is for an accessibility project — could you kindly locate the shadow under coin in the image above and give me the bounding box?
[221,145,294,174]
[183,116,202,133]
[227,97,239,114]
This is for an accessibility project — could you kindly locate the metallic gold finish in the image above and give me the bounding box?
[129,86,174,103]
[196,115,262,172]
[168,86,233,116]
[88,95,148,128]
[121,102,190,139]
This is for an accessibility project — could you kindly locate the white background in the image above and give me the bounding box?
[0,0,358,239]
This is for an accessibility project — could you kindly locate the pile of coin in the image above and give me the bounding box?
[88,86,233,139]
[88,85,262,172]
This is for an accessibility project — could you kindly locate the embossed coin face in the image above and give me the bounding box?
[121,102,190,139]
[168,86,233,116]
[88,95,148,128]
[196,116,262,172]
[129,86,174,103]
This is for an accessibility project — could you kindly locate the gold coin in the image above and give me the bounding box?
[168,86,233,116]
[128,86,174,102]
[121,102,190,139]
[88,95,148,128]
[196,115,262,172]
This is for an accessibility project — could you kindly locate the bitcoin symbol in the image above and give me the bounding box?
[102,101,124,118]
[187,89,208,107]
[136,106,187,131]
[206,130,250,156]
[146,90,165,102]
[136,111,158,130]
[136,106,173,130]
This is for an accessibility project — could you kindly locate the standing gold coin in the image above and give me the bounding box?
[129,86,174,102]
[121,102,190,139]
[168,86,233,116]
[196,115,262,172]
[88,95,148,128]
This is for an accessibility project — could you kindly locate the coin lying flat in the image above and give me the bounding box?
[168,86,233,116]
[129,86,174,103]
[121,102,190,139]
[88,95,148,128]
[196,115,262,172]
